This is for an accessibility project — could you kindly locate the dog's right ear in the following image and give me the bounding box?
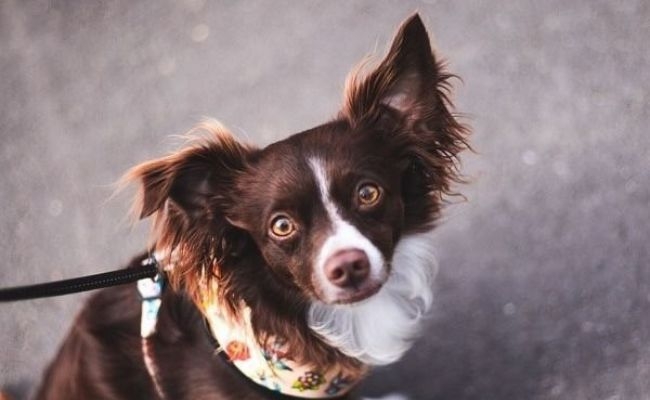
[122,121,258,307]
[123,121,256,252]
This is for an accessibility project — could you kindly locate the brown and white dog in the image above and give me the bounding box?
[35,13,468,400]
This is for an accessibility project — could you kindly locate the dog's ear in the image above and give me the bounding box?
[342,13,442,127]
[123,121,257,304]
[128,123,252,226]
[123,122,257,287]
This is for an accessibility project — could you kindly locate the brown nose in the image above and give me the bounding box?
[324,249,370,288]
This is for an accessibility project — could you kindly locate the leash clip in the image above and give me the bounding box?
[138,256,165,338]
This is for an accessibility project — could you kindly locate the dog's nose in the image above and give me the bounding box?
[324,249,370,288]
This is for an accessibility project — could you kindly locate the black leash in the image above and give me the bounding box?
[0,257,159,302]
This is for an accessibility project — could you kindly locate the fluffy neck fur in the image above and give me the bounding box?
[307,230,437,365]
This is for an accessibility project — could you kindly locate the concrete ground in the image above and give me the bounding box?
[1,1,649,399]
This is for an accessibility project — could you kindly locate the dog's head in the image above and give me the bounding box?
[126,14,467,365]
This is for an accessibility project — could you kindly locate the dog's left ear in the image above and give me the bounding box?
[342,13,440,125]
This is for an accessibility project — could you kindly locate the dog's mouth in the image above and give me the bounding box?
[312,274,388,305]
[329,281,384,305]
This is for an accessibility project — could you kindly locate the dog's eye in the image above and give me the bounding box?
[357,183,382,207]
[270,215,296,238]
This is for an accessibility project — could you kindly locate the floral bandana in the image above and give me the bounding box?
[201,292,368,398]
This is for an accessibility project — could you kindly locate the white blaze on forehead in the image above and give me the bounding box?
[307,158,385,299]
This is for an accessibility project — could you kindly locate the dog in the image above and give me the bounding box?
[34,13,468,400]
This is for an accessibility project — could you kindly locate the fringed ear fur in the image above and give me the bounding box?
[121,120,256,303]
[342,13,470,213]
[343,14,440,123]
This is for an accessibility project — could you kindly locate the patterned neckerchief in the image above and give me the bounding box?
[200,294,368,398]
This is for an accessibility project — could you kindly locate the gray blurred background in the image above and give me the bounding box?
[1,1,649,399]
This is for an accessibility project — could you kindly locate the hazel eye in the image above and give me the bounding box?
[357,183,381,206]
[270,215,296,238]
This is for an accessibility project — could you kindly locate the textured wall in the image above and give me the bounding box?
[1,1,649,399]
